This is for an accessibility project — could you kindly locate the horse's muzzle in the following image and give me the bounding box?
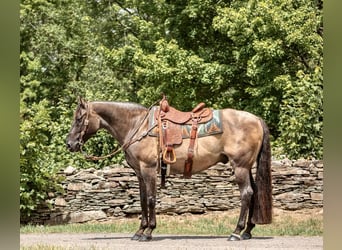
[66,140,81,152]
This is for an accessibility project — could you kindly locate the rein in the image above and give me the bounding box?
[81,144,124,161]
[80,101,158,161]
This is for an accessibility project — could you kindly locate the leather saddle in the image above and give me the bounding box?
[158,101,213,125]
[156,95,213,183]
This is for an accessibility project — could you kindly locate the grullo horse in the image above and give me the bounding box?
[66,97,272,241]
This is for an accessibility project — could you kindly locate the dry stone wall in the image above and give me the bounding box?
[30,159,323,225]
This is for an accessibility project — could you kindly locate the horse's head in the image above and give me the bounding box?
[66,97,100,152]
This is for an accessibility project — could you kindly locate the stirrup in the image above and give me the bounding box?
[163,147,176,164]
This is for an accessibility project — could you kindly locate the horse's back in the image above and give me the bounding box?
[221,108,262,125]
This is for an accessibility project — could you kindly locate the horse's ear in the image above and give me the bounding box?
[78,96,87,108]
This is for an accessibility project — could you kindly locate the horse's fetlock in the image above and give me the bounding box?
[140,219,148,229]
[149,222,156,229]
[237,221,246,232]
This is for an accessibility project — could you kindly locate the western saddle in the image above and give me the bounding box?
[156,95,213,186]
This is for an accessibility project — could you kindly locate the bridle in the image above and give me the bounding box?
[78,102,90,147]
[78,100,157,161]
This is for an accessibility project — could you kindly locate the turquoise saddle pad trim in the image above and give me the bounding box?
[148,107,223,138]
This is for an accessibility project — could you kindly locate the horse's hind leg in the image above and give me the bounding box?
[229,167,254,241]
[241,171,256,240]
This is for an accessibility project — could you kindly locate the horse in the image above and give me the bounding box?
[66,97,272,242]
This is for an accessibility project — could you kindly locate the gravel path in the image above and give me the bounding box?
[20,233,322,249]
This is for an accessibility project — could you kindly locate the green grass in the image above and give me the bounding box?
[20,210,323,237]
[21,220,139,234]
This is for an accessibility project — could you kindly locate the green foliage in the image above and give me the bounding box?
[134,39,228,108]
[20,99,63,221]
[20,0,322,220]
[212,0,323,157]
[276,69,323,159]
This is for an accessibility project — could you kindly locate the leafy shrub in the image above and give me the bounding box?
[20,99,63,221]
[276,69,323,159]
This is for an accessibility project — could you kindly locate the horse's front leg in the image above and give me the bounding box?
[139,167,157,241]
[131,176,148,241]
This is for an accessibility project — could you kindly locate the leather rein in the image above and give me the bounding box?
[79,101,157,161]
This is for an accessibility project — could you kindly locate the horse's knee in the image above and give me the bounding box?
[148,196,156,205]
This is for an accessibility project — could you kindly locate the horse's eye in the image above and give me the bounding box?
[76,117,82,123]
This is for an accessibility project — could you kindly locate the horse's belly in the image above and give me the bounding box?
[169,136,226,174]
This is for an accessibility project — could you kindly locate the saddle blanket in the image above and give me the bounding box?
[148,106,223,138]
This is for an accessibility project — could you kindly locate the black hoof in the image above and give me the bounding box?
[131,234,142,241]
[241,232,252,240]
[228,234,241,241]
[139,234,152,242]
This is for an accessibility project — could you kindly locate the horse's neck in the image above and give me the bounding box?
[91,102,148,145]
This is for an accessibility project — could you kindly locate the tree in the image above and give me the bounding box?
[211,0,323,158]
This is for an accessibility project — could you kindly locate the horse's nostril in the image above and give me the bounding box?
[66,142,71,149]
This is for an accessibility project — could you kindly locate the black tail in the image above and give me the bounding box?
[252,118,273,224]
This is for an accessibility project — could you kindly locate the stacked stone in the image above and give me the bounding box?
[156,163,239,215]
[28,159,323,225]
[272,159,323,210]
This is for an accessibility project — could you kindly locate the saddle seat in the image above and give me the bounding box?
[157,99,213,125]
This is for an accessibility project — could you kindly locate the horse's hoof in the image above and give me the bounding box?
[131,234,142,241]
[139,234,152,242]
[228,233,241,241]
[241,232,252,240]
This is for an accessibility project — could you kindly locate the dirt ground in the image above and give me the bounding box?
[20,233,322,250]
[20,208,323,249]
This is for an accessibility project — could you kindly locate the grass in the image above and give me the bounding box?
[20,209,323,237]
[21,220,139,234]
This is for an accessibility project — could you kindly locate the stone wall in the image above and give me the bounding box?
[29,159,323,225]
